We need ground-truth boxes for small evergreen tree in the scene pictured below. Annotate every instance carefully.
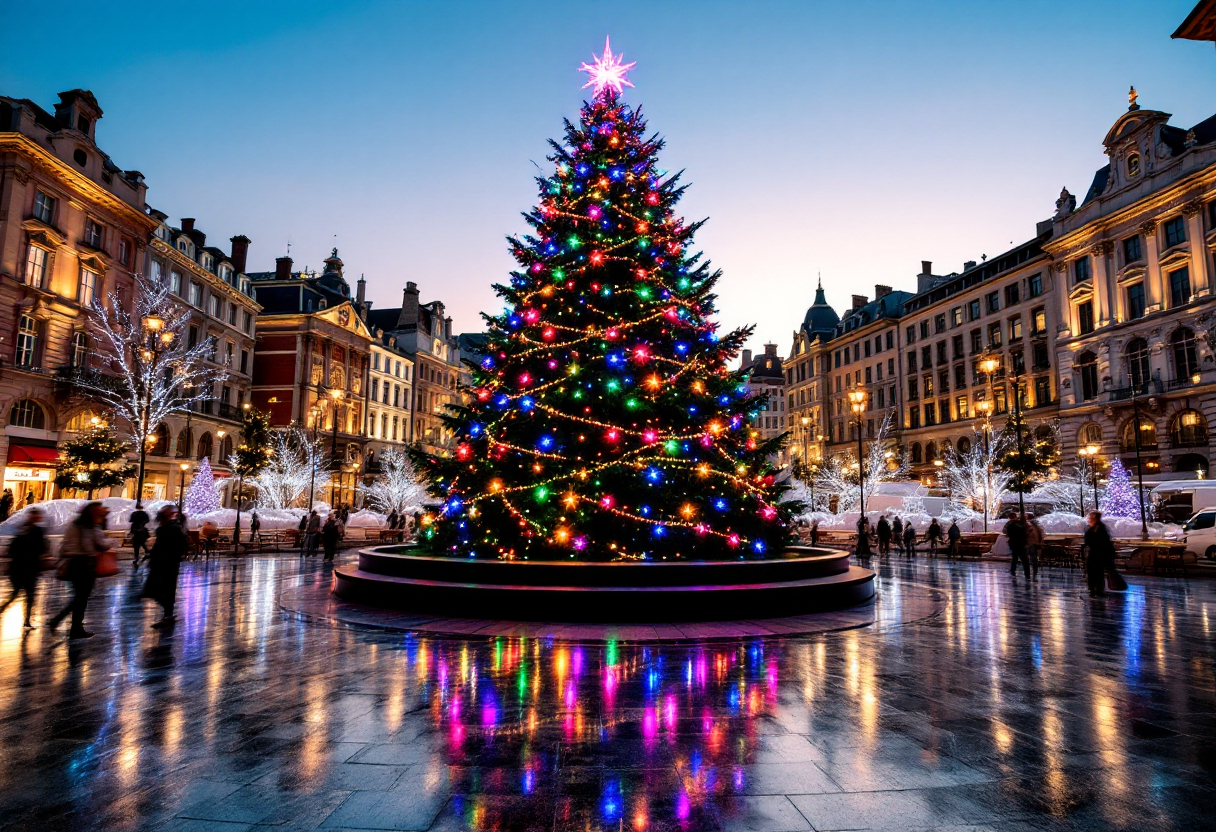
[185,457,221,515]
[996,411,1059,497]
[1101,458,1142,519]
[230,407,273,501]
[54,422,136,498]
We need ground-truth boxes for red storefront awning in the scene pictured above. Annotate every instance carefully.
[6,445,61,465]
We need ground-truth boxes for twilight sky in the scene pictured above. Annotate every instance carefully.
[4,1,1212,353]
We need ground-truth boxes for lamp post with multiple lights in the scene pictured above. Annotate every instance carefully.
[848,388,868,516]
[133,313,172,509]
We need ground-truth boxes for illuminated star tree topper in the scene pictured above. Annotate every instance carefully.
[579,36,636,99]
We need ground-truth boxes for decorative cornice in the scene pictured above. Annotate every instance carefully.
[1094,240,1115,256]
[20,217,66,248]
[1182,199,1204,217]
[1140,219,1159,235]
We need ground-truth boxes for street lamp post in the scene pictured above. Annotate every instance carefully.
[232,402,252,550]
[799,415,810,475]
[307,403,323,514]
[1086,443,1101,511]
[1010,359,1027,519]
[848,388,868,516]
[132,314,168,508]
[177,461,189,511]
[978,355,1001,529]
[1078,445,1092,515]
[329,388,344,509]
[1128,374,1150,539]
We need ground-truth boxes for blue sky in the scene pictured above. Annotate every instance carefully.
[4,1,1212,352]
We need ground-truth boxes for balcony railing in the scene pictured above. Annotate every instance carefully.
[1107,380,1160,401]
[1166,377,1198,391]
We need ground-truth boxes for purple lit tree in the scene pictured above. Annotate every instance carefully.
[185,456,221,515]
[1100,458,1140,519]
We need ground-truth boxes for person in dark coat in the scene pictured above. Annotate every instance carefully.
[48,502,110,638]
[875,516,892,556]
[1005,513,1030,578]
[387,509,399,534]
[322,514,340,562]
[891,516,904,554]
[903,521,917,557]
[306,511,322,556]
[926,519,943,556]
[143,505,187,628]
[947,519,962,558]
[297,513,309,555]
[0,488,14,521]
[1,508,46,627]
[809,519,819,547]
[1084,511,1116,597]
[855,515,872,556]
[249,510,261,543]
[129,507,151,568]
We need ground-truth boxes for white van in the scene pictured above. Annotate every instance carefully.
[1149,481,1216,525]
[1181,508,1216,560]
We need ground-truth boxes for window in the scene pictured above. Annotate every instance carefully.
[864,366,872,384]
[1009,315,1022,342]
[908,377,919,400]
[934,314,946,334]
[885,331,893,350]
[951,307,963,326]
[239,349,248,374]
[1032,341,1049,370]
[1125,338,1150,389]
[1005,283,1020,306]
[373,354,381,371]
[24,245,48,288]
[243,310,253,333]
[909,409,920,430]
[924,402,936,426]
[864,340,871,358]
[84,219,103,249]
[197,432,214,460]
[958,436,971,454]
[1028,273,1043,298]
[994,386,1007,415]
[919,321,929,339]
[986,291,1000,313]
[1078,301,1095,335]
[874,335,882,354]
[923,373,934,398]
[171,270,183,294]
[935,341,947,365]
[1031,307,1046,335]
[956,396,969,419]
[1081,423,1103,446]
[1128,154,1140,177]
[33,191,56,224]
[1122,417,1157,451]
[228,304,237,325]
[905,325,915,345]
[988,322,1002,348]
[952,335,964,359]
[119,239,130,267]
[1170,267,1192,307]
[8,399,45,429]
[1123,235,1142,263]
[876,388,885,407]
[1164,216,1186,248]
[209,294,222,318]
[969,329,983,354]
[1171,410,1209,447]
[1034,377,1051,406]
[15,316,39,367]
[189,282,202,307]
[908,352,917,373]
[77,267,97,305]
[1171,328,1199,380]
[921,346,932,369]
[968,299,981,321]
[887,358,894,376]
[954,364,967,389]
[939,368,950,393]
[1074,257,1091,284]
[1077,351,1099,401]
[71,331,88,367]
[188,326,198,348]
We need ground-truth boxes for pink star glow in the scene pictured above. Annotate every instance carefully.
[579,36,636,98]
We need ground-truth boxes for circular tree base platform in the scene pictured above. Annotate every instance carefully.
[331,545,875,623]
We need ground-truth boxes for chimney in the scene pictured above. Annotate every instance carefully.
[181,218,195,232]
[852,294,867,311]
[274,256,293,280]
[764,343,778,357]
[397,281,420,329]
[920,260,932,275]
[963,260,977,271]
[356,274,366,303]
[229,235,251,274]
[741,349,752,367]
[874,284,892,300]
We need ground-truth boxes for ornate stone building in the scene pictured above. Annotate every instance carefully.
[898,238,1060,481]
[739,344,787,466]
[785,282,839,469]
[365,331,415,472]
[1050,92,1216,480]
[366,281,461,456]
[0,89,157,501]
[249,251,372,508]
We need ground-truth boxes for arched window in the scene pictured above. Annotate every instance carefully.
[1170,409,1209,447]
[329,366,345,390]
[70,331,89,368]
[196,432,214,460]
[1171,328,1199,382]
[1125,338,1150,390]
[1122,416,1157,452]
[911,442,923,464]
[176,428,193,459]
[8,399,45,429]
[925,441,937,461]
[941,439,953,456]
[65,410,101,432]
[957,436,972,455]
[219,434,234,461]
[150,424,170,456]
[1077,351,1099,401]
[1081,423,1103,446]
[1127,153,1140,177]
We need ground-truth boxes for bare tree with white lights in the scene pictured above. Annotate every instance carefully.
[245,426,332,510]
[357,447,429,515]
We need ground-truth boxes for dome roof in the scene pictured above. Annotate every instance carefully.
[801,283,839,336]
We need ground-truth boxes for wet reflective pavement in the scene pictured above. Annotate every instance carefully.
[0,556,1213,831]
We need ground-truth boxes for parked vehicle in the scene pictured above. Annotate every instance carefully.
[1150,481,1216,525]
[1180,508,1216,559]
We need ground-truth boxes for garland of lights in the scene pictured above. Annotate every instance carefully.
[408,40,795,561]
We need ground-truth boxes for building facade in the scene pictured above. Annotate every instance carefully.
[366,281,461,455]
[365,332,415,471]
[785,282,839,471]
[250,251,372,508]
[739,344,787,466]
[898,240,1061,481]
[1050,95,1216,481]
[0,89,158,501]
[136,212,259,503]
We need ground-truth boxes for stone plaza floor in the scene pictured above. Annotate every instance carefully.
[0,554,1213,832]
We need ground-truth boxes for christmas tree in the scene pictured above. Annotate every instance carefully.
[1101,458,1141,519]
[185,456,221,515]
[54,420,136,498]
[412,40,793,561]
